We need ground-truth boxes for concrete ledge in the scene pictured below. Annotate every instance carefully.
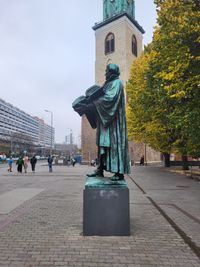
[83,187,130,236]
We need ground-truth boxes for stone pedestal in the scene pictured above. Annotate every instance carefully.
[83,177,130,236]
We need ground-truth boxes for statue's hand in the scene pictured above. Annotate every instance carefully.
[75,103,88,115]
[75,102,94,116]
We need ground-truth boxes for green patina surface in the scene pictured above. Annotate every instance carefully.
[93,64,131,175]
[73,64,130,177]
[85,177,128,189]
[103,0,135,21]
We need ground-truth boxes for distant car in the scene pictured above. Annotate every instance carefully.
[35,155,41,160]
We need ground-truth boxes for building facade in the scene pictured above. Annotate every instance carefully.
[0,98,55,151]
[81,0,161,163]
[65,129,73,145]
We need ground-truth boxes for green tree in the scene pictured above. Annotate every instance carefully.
[127,0,200,169]
[153,0,200,164]
[127,48,176,166]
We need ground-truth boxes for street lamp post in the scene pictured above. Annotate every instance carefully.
[45,109,53,156]
[67,128,72,158]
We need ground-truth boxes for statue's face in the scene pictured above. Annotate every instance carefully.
[105,66,111,80]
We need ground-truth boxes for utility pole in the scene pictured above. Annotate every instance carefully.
[44,110,53,155]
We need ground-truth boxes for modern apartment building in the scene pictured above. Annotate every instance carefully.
[0,98,54,148]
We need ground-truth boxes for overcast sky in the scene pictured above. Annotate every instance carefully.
[0,0,157,143]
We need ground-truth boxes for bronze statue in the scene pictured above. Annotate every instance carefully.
[73,64,130,180]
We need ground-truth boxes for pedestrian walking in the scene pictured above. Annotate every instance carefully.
[30,155,37,172]
[140,155,144,166]
[23,155,29,173]
[90,159,95,167]
[71,157,76,167]
[47,155,53,172]
[16,156,24,173]
[67,156,70,167]
[7,156,13,172]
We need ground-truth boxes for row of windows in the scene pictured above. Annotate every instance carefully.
[105,32,137,57]
[0,100,55,147]
[0,107,38,127]
[0,121,38,138]
[0,103,38,126]
[0,114,39,134]
[0,122,53,145]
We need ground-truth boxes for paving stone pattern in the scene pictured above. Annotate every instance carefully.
[0,163,199,267]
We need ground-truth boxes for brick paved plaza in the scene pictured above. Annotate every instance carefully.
[0,162,200,267]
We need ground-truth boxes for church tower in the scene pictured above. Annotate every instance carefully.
[81,0,145,163]
[94,0,144,85]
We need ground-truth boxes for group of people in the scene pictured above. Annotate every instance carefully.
[10,155,38,173]
[7,155,54,173]
[64,156,76,167]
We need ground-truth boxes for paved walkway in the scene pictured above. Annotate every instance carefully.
[0,163,200,267]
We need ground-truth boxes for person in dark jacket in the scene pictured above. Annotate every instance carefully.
[16,156,24,173]
[47,155,53,172]
[30,155,37,172]
[140,155,145,166]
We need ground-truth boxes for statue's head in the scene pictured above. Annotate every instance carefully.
[105,64,120,80]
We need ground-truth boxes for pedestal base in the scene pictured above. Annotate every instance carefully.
[83,178,130,236]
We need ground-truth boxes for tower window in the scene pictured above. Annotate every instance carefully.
[132,35,137,57]
[105,33,115,54]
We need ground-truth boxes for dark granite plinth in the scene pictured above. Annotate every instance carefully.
[83,178,130,236]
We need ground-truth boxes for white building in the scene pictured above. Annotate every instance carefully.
[0,98,54,148]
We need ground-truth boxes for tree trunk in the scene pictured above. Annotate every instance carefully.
[163,153,170,167]
[182,155,189,170]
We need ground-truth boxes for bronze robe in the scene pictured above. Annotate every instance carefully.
[94,78,130,175]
